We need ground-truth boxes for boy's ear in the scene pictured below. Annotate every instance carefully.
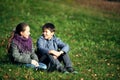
[52,32,54,35]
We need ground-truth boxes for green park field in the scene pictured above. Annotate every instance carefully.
[0,0,120,80]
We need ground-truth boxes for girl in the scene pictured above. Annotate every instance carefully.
[8,22,47,70]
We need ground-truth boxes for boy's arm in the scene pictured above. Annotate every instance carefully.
[49,50,63,57]
[37,38,49,54]
[56,38,70,54]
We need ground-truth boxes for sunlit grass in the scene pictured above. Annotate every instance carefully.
[0,0,120,80]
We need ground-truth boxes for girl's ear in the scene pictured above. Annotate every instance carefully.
[20,31,23,36]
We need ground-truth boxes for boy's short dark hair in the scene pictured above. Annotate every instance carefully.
[42,23,55,32]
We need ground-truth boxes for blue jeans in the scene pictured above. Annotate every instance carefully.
[25,62,47,70]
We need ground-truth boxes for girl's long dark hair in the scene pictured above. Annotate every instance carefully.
[7,22,28,53]
[7,30,15,53]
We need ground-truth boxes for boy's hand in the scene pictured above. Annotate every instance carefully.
[49,50,63,57]
[53,55,57,59]
[59,51,64,54]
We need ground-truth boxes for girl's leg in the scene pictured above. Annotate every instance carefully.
[25,63,35,68]
[25,63,47,70]
[38,62,47,70]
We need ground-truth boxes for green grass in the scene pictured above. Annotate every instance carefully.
[0,0,120,80]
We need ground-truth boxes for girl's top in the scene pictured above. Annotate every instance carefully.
[9,34,38,63]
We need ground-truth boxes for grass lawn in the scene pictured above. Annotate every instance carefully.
[0,0,120,80]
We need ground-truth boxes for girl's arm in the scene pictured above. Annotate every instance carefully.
[11,42,32,63]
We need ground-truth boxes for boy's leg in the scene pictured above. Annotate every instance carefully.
[40,53,67,72]
[46,54,66,72]
[59,53,78,73]
[58,53,72,68]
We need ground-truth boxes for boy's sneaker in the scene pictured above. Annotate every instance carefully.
[66,67,78,74]
[58,67,69,74]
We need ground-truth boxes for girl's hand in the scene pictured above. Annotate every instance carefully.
[31,60,39,67]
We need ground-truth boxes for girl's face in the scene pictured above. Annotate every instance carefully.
[43,29,54,40]
[20,26,30,39]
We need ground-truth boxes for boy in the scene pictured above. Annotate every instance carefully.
[37,23,77,73]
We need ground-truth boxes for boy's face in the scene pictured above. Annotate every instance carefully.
[43,28,54,40]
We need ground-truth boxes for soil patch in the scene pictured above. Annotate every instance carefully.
[75,0,120,14]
